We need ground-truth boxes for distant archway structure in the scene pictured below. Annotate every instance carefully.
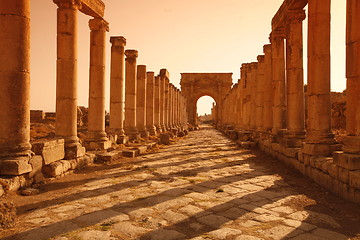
[180,73,233,126]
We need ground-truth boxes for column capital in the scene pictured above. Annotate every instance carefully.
[263,44,272,53]
[110,36,126,46]
[89,18,109,32]
[53,0,82,9]
[270,29,285,43]
[160,68,170,79]
[125,49,138,59]
[250,62,258,69]
[286,9,306,24]
[257,55,265,63]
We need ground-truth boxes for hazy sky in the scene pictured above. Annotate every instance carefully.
[30,0,346,115]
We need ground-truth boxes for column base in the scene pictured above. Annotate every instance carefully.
[155,125,163,134]
[302,143,342,156]
[0,156,32,175]
[139,130,150,139]
[146,126,157,136]
[65,144,85,160]
[281,131,305,148]
[117,135,129,144]
[271,129,286,143]
[85,140,112,151]
[343,136,360,154]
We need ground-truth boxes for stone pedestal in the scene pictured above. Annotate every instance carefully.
[0,0,33,175]
[86,18,111,150]
[270,29,287,140]
[146,72,157,136]
[283,10,306,148]
[109,36,127,144]
[124,50,140,140]
[304,0,334,156]
[136,65,149,138]
[154,76,162,133]
[54,0,84,159]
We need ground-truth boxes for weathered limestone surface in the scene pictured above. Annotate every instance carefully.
[124,50,140,140]
[86,18,111,150]
[109,36,127,143]
[136,65,149,138]
[54,0,85,158]
[146,72,157,136]
[154,76,162,133]
[32,139,65,164]
[0,0,32,175]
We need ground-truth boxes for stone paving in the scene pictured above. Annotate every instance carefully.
[1,127,360,240]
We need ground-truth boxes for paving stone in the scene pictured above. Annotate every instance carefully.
[179,205,207,216]
[146,229,187,240]
[162,209,188,224]
[260,225,303,239]
[234,235,264,240]
[76,230,114,240]
[197,214,232,228]
[207,227,242,239]
[216,207,248,220]
[290,233,328,240]
[112,221,149,237]
[311,228,348,240]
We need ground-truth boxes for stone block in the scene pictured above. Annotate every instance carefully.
[32,138,65,164]
[272,143,281,152]
[33,172,45,183]
[284,148,300,158]
[0,157,32,175]
[0,201,16,229]
[30,110,45,122]
[338,167,350,184]
[136,146,147,154]
[314,157,332,170]
[42,161,63,177]
[333,151,360,170]
[122,149,139,158]
[96,151,122,163]
[117,135,129,144]
[349,171,360,190]
[107,134,117,144]
[60,160,71,173]
[328,164,339,178]
[320,159,333,174]
[65,145,85,160]
[302,143,332,156]
[86,140,112,151]
[303,154,311,166]
[178,131,185,137]
[160,133,171,145]
[28,155,43,178]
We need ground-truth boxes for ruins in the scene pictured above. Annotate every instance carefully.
[0,0,360,236]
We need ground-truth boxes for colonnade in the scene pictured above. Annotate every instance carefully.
[218,0,360,203]
[0,0,188,176]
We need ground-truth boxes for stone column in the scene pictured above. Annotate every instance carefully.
[169,84,174,130]
[175,89,180,128]
[263,44,273,133]
[146,72,157,136]
[343,0,360,154]
[249,62,258,130]
[109,36,127,143]
[124,50,140,140]
[256,56,265,132]
[304,0,335,156]
[154,76,162,133]
[270,29,286,140]
[54,0,85,159]
[160,69,169,131]
[0,0,32,175]
[284,10,306,148]
[86,18,111,150]
[136,65,149,138]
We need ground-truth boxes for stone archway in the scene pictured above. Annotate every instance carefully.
[180,73,233,126]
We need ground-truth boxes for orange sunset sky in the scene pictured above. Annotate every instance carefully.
[30,0,346,115]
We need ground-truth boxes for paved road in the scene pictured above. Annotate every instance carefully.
[1,127,360,240]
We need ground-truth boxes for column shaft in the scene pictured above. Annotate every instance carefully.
[0,0,32,175]
[136,65,149,138]
[124,50,140,140]
[270,30,287,136]
[256,56,265,132]
[154,76,162,133]
[109,36,126,140]
[54,0,84,158]
[263,44,273,132]
[146,72,157,135]
[344,0,360,153]
[87,18,110,149]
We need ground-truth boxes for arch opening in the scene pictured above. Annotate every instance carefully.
[196,95,216,125]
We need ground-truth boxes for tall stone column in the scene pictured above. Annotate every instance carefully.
[263,44,273,133]
[284,10,306,148]
[160,69,170,130]
[175,89,180,128]
[0,0,32,175]
[54,0,85,159]
[136,65,149,138]
[256,56,265,132]
[249,62,258,130]
[109,36,127,143]
[146,72,157,136]
[154,76,162,133]
[270,29,287,140]
[169,84,175,130]
[343,0,360,154]
[304,0,335,156]
[86,18,111,150]
[124,50,140,140]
